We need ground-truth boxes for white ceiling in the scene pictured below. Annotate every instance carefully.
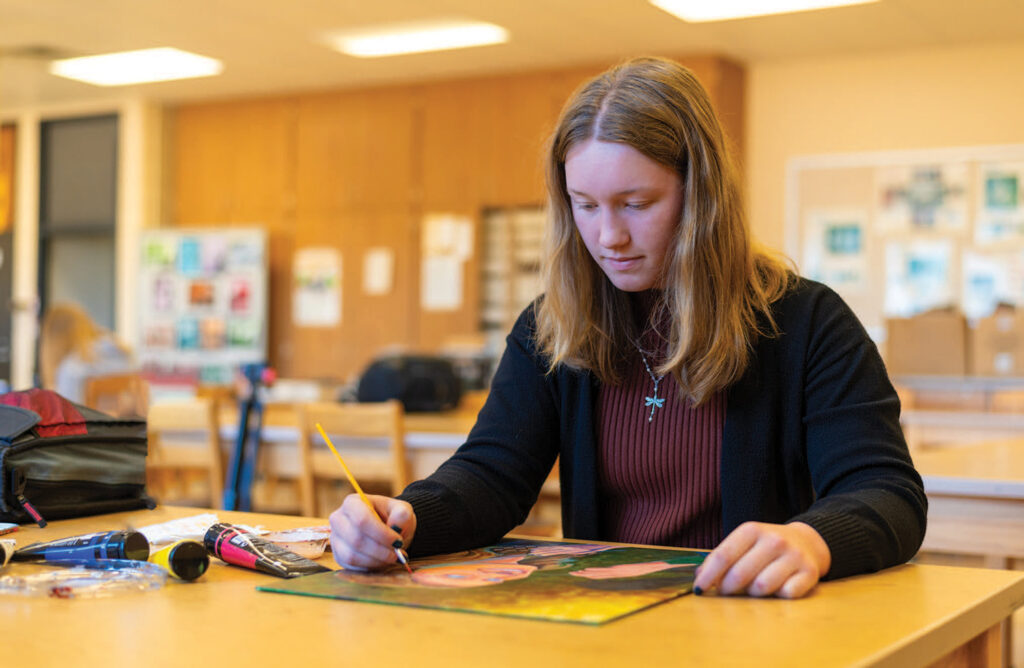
[2,0,1024,110]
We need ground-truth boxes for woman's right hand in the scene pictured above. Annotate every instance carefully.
[329,494,417,571]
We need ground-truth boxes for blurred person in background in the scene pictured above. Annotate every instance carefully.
[39,302,136,403]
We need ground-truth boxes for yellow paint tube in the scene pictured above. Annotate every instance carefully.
[149,539,209,581]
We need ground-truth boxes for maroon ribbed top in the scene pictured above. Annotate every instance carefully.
[596,351,725,549]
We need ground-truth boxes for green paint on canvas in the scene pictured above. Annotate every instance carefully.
[257,538,708,624]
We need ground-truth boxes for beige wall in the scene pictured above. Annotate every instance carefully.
[746,40,1024,258]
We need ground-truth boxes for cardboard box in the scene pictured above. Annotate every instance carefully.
[885,308,968,376]
[969,304,1024,376]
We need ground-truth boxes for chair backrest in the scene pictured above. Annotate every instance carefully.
[83,373,149,418]
[146,397,223,508]
[296,400,408,517]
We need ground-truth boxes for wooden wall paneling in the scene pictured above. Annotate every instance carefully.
[171,97,296,225]
[281,213,342,380]
[288,85,420,380]
[170,97,298,377]
[418,80,487,209]
[0,124,14,231]
[266,227,296,376]
[479,72,558,207]
[287,209,416,381]
[295,86,418,217]
[342,208,417,377]
[415,80,486,351]
[683,56,746,168]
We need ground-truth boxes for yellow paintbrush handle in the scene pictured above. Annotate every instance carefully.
[315,422,373,510]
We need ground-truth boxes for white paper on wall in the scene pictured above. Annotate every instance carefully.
[293,247,341,327]
[421,212,472,311]
[423,213,473,260]
[363,247,394,295]
[421,255,462,311]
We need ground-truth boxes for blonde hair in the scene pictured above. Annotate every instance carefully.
[39,303,120,390]
[536,57,793,404]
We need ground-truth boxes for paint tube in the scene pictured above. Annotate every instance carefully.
[0,539,15,569]
[11,530,150,564]
[149,539,210,581]
[204,523,330,579]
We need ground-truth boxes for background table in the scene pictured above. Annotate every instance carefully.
[3,506,1024,667]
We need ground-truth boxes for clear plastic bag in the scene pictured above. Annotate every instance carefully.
[0,559,167,598]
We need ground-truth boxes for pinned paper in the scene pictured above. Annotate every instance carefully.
[422,255,463,311]
[802,209,869,295]
[293,247,342,327]
[363,247,394,295]
[421,213,472,311]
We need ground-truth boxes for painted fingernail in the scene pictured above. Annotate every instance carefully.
[390,525,402,534]
[693,586,704,596]
[392,539,404,549]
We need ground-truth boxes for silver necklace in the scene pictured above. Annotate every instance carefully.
[636,346,666,422]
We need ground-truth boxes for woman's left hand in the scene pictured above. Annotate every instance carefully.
[692,521,831,599]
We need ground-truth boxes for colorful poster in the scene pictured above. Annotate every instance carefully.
[178,237,202,275]
[884,240,955,317]
[176,317,199,350]
[143,238,176,267]
[258,539,707,625]
[975,162,1024,244]
[293,247,342,327]
[802,209,869,294]
[137,228,267,390]
[876,164,968,233]
[962,249,1024,319]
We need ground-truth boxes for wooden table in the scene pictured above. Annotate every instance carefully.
[3,506,1024,667]
[915,438,1024,566]
[914,438,1024,666]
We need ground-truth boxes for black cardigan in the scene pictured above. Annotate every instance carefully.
[399,279,927,580]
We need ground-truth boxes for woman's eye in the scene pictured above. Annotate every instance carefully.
[574,202,597,211]
[625,201,650,210]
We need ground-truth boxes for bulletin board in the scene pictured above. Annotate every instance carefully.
[786,144,1024,339]
[137,227,268,385]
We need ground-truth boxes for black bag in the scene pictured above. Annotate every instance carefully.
[0,389,152,527]
[356,355,462,412]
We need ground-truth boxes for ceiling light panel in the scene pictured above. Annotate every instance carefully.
[50,47,223,86]
[325,21,509,58]
[650,0,880,23]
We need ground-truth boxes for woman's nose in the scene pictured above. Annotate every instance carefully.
[598,211,629,248]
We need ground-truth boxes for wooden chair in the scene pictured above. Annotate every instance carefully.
[146,397,224,508]
[83,373,149,418]
[296,400,409,518]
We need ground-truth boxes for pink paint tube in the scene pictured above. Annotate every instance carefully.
[204,523,330,579]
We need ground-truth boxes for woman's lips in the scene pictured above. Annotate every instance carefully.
[604,256,642,270]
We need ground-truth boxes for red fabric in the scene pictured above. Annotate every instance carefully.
[0,389,88,437]
[597,351,725,550]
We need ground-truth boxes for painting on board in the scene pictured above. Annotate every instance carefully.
[257,538,707,625]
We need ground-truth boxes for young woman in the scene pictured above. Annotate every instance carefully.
[38,302,136,404]
[329,56,926,599]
